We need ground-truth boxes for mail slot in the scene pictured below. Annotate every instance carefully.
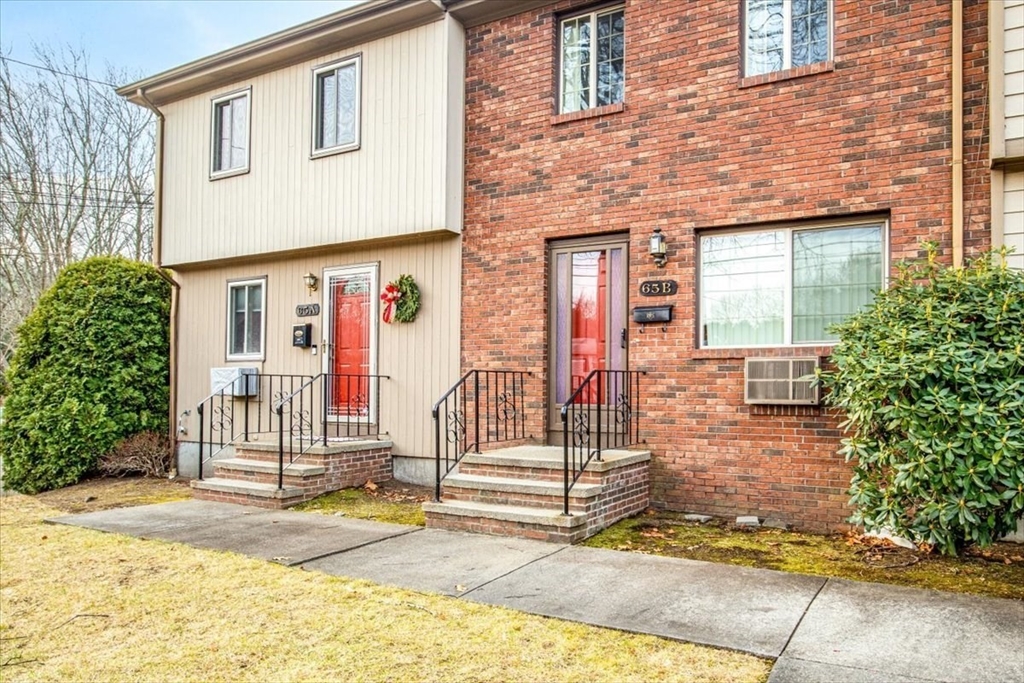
[633,305,673,324]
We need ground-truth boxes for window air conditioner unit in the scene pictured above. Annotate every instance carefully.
[744,358,820,406]
[210,367,259,398]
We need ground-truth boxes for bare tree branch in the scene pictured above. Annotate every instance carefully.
[0,44,154,375]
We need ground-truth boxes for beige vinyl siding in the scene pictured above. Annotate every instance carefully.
[1004,169,1024,270]
[1007,0,1024,153]
[161,18,462,267]
[175,235,461,460]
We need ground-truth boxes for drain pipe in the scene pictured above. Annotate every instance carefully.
[136,88,181,470]
[952,0,964,267]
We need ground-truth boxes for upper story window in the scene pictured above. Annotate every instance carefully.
[699,221,885,347]
[210,89,250,177]
[559,6,625,114]
[227,278,265,360]
[744,0,830,77]
[312,55,361,157]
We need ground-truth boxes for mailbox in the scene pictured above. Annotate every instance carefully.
[633,305,673,324]
[292,323,312,348]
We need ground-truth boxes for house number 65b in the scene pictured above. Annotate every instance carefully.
[639,280,678,296]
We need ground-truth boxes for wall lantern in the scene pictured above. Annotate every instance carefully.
[649,228,668,268]
[303,272,319,294]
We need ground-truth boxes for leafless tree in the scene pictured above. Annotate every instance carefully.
[0,45,154,376]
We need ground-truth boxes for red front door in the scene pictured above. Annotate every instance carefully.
[325,267,376,419]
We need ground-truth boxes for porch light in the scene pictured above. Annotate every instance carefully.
[303,272,319,293]
[649,228,668,267]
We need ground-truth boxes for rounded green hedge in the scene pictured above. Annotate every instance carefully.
[0,257,171,493]
[819,246,1024,555]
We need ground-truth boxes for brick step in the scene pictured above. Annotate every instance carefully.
[211,458,328,488]
[441,473,601,513]
[190,477,313,509]
[423,500,587,544]
[234,439,393,463]
[428,445,652,543]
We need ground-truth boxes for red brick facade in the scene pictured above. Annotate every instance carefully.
[461,0,992,531]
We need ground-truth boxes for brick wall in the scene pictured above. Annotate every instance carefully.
[462,0,991,531]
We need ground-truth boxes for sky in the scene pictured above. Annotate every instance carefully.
[0,0,364,84]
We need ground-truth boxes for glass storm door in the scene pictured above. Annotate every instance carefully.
[548,238,629,443]
[323,265,377,422]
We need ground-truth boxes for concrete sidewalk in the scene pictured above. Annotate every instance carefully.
[52,501,1024,683]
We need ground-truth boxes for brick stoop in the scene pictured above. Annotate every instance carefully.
[424,445,650,543]
[190,439,393,509]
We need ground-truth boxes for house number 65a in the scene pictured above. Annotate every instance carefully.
[639,280,678,296]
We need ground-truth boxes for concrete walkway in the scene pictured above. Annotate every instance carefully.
[51,501,1024,683]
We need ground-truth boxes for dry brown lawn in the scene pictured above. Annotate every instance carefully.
[0,494,769,683]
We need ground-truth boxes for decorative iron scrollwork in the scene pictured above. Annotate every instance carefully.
[615,392,632,426]
[446,409,466,445]
[572,411,590,448]
[271,390,289,412]
[348,393,369,417]
[211,405,233,433]
[496,391,517,422]
[291,410,312,437]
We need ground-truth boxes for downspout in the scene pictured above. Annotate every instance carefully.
[136,88,182,473]
[952,0,964,267]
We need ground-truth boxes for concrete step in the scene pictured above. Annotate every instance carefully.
[213,458,326,478]
[190,477,311,509]
[460,446,650,481]
[423,499,588,543]
[441,473,601,513]
[443,473,603,498]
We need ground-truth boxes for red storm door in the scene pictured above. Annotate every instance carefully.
[325,267,375,420]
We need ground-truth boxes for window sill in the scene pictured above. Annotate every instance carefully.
[311,143,360,160]
[739,61,835,89]
[689,345,835,360]
[225,355,264,363]
[551,102,625,126]
[209,167,250,182]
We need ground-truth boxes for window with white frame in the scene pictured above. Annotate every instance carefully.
[745,0,830,77]
[559,6,625,114]
[227,278,265,359]
[211,89,250,176]
[700,222,885,347]
[312,55,361,155]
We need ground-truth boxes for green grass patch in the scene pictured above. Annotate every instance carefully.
[294,482,427,526]
[584,511,1024,600]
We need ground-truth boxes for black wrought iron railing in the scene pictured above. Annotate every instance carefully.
[432,369,530,500]
[560,369,645,514]
[273,372,390,488]
[196,373,313,480]
[196,372,388,483]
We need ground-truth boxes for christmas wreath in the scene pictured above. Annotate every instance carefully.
[381,274,421,324]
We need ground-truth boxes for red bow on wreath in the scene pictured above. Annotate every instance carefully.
[381,282,402,324]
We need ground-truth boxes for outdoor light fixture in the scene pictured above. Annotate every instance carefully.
[649,228,668,267]
[303,272,319,293]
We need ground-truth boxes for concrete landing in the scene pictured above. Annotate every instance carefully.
[51,501,416,566]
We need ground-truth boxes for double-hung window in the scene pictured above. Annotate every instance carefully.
[227,278,265,360]
[700,222,885,347]
[744,0,831,77]
[559,6,625,114]
[210,89,250,177]
[312,55,361,156]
